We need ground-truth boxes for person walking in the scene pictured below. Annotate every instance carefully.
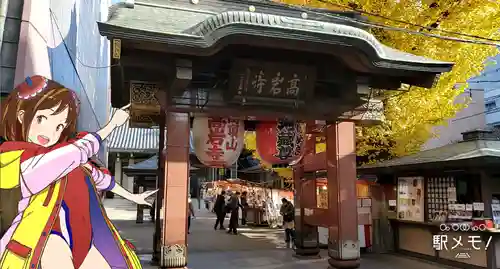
[213,190,227,230]
[280,198,295,244]
[240,191,249,226]
[227,191,241,235]
[204,196,210,211]
[188,195,195,234]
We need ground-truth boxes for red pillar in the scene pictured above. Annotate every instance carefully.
[160,112,191,268]
[153,108,166,262]
[294,133,320,256]
[326,122,360,269]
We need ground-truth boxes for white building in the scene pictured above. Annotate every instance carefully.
[422,54,500,150]
[422,88,486,150]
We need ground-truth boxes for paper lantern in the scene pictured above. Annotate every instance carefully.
[255,120,306,165]
[192,117,244,168]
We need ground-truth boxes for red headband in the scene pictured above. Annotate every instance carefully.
[16,75,80,113]
[17,75,49,100]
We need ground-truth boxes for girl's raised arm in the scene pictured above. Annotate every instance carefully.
[84,162,116,192]
[20,132,102,194]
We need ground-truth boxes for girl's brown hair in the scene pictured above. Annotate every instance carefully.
[0,79,79,142]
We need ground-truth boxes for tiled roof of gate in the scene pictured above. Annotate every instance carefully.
[107,108,194,153]
[125,154,199,171]
[107,121,161,153]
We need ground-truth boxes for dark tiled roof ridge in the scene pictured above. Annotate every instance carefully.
[359,139,500,169]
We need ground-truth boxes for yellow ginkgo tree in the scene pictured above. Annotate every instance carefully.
[277,0,500,162]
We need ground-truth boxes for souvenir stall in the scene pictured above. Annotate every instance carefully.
[316,178,374,249]
[357,130,500,269]
[212,179,293,227]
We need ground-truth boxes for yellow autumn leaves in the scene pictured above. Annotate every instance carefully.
[243,0,500,165]
[281,0,500,161]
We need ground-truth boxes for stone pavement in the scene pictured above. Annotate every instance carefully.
[104,197,457,269]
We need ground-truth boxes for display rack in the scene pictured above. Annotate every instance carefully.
[426,177,454,220]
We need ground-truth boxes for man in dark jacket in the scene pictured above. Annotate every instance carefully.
[227,192,241,235]
[240,191,249,225]
[213,190,226,230]
[280,198,295,243]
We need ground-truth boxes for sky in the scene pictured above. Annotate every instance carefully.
[469,54,500,89]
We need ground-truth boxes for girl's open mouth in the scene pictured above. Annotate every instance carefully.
[37,135,50,145]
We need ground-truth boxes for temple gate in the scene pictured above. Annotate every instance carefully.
[98,0,454,268]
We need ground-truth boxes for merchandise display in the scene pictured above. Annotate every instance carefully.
[397,177,424,222]
[427,177,454,220]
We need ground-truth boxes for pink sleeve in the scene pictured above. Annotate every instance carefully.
[20,133,102,194]
[89,165,116,191]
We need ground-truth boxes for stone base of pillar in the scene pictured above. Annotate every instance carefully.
[327,258,361,269]
[160,244,187,268]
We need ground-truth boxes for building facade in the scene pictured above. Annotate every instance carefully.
[422,56,500,150]
[481,59,500,127]
[422,88,486,150]
[0,0,111,162]
[484,87,500,126]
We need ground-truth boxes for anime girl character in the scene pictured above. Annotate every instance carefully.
[0,75,157,269]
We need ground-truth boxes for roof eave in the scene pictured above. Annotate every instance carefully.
[357,155,500,174]
[98,21,453,76]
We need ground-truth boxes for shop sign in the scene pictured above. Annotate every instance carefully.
[227,59,316,105]
[192,117,244,168]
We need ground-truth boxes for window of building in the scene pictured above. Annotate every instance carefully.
[486,101,496,111]
[455,174,482,205]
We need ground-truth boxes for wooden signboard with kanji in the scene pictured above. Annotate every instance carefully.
[227,59,316,107]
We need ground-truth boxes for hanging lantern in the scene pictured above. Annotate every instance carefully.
[255,120,306,165]
[192,117,244,168]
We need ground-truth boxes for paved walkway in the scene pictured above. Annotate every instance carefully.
[104,197,457,269]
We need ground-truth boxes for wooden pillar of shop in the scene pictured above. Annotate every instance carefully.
[294,133,320,256]
[326,122,360,269]
[152,108,166,263]
[160,112,191,268]
[480,171,497,269]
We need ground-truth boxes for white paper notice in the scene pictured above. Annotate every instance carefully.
[473,202,485,211]
[447,187,457,202]
[362,198,372,207]
[389,200,397,207]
